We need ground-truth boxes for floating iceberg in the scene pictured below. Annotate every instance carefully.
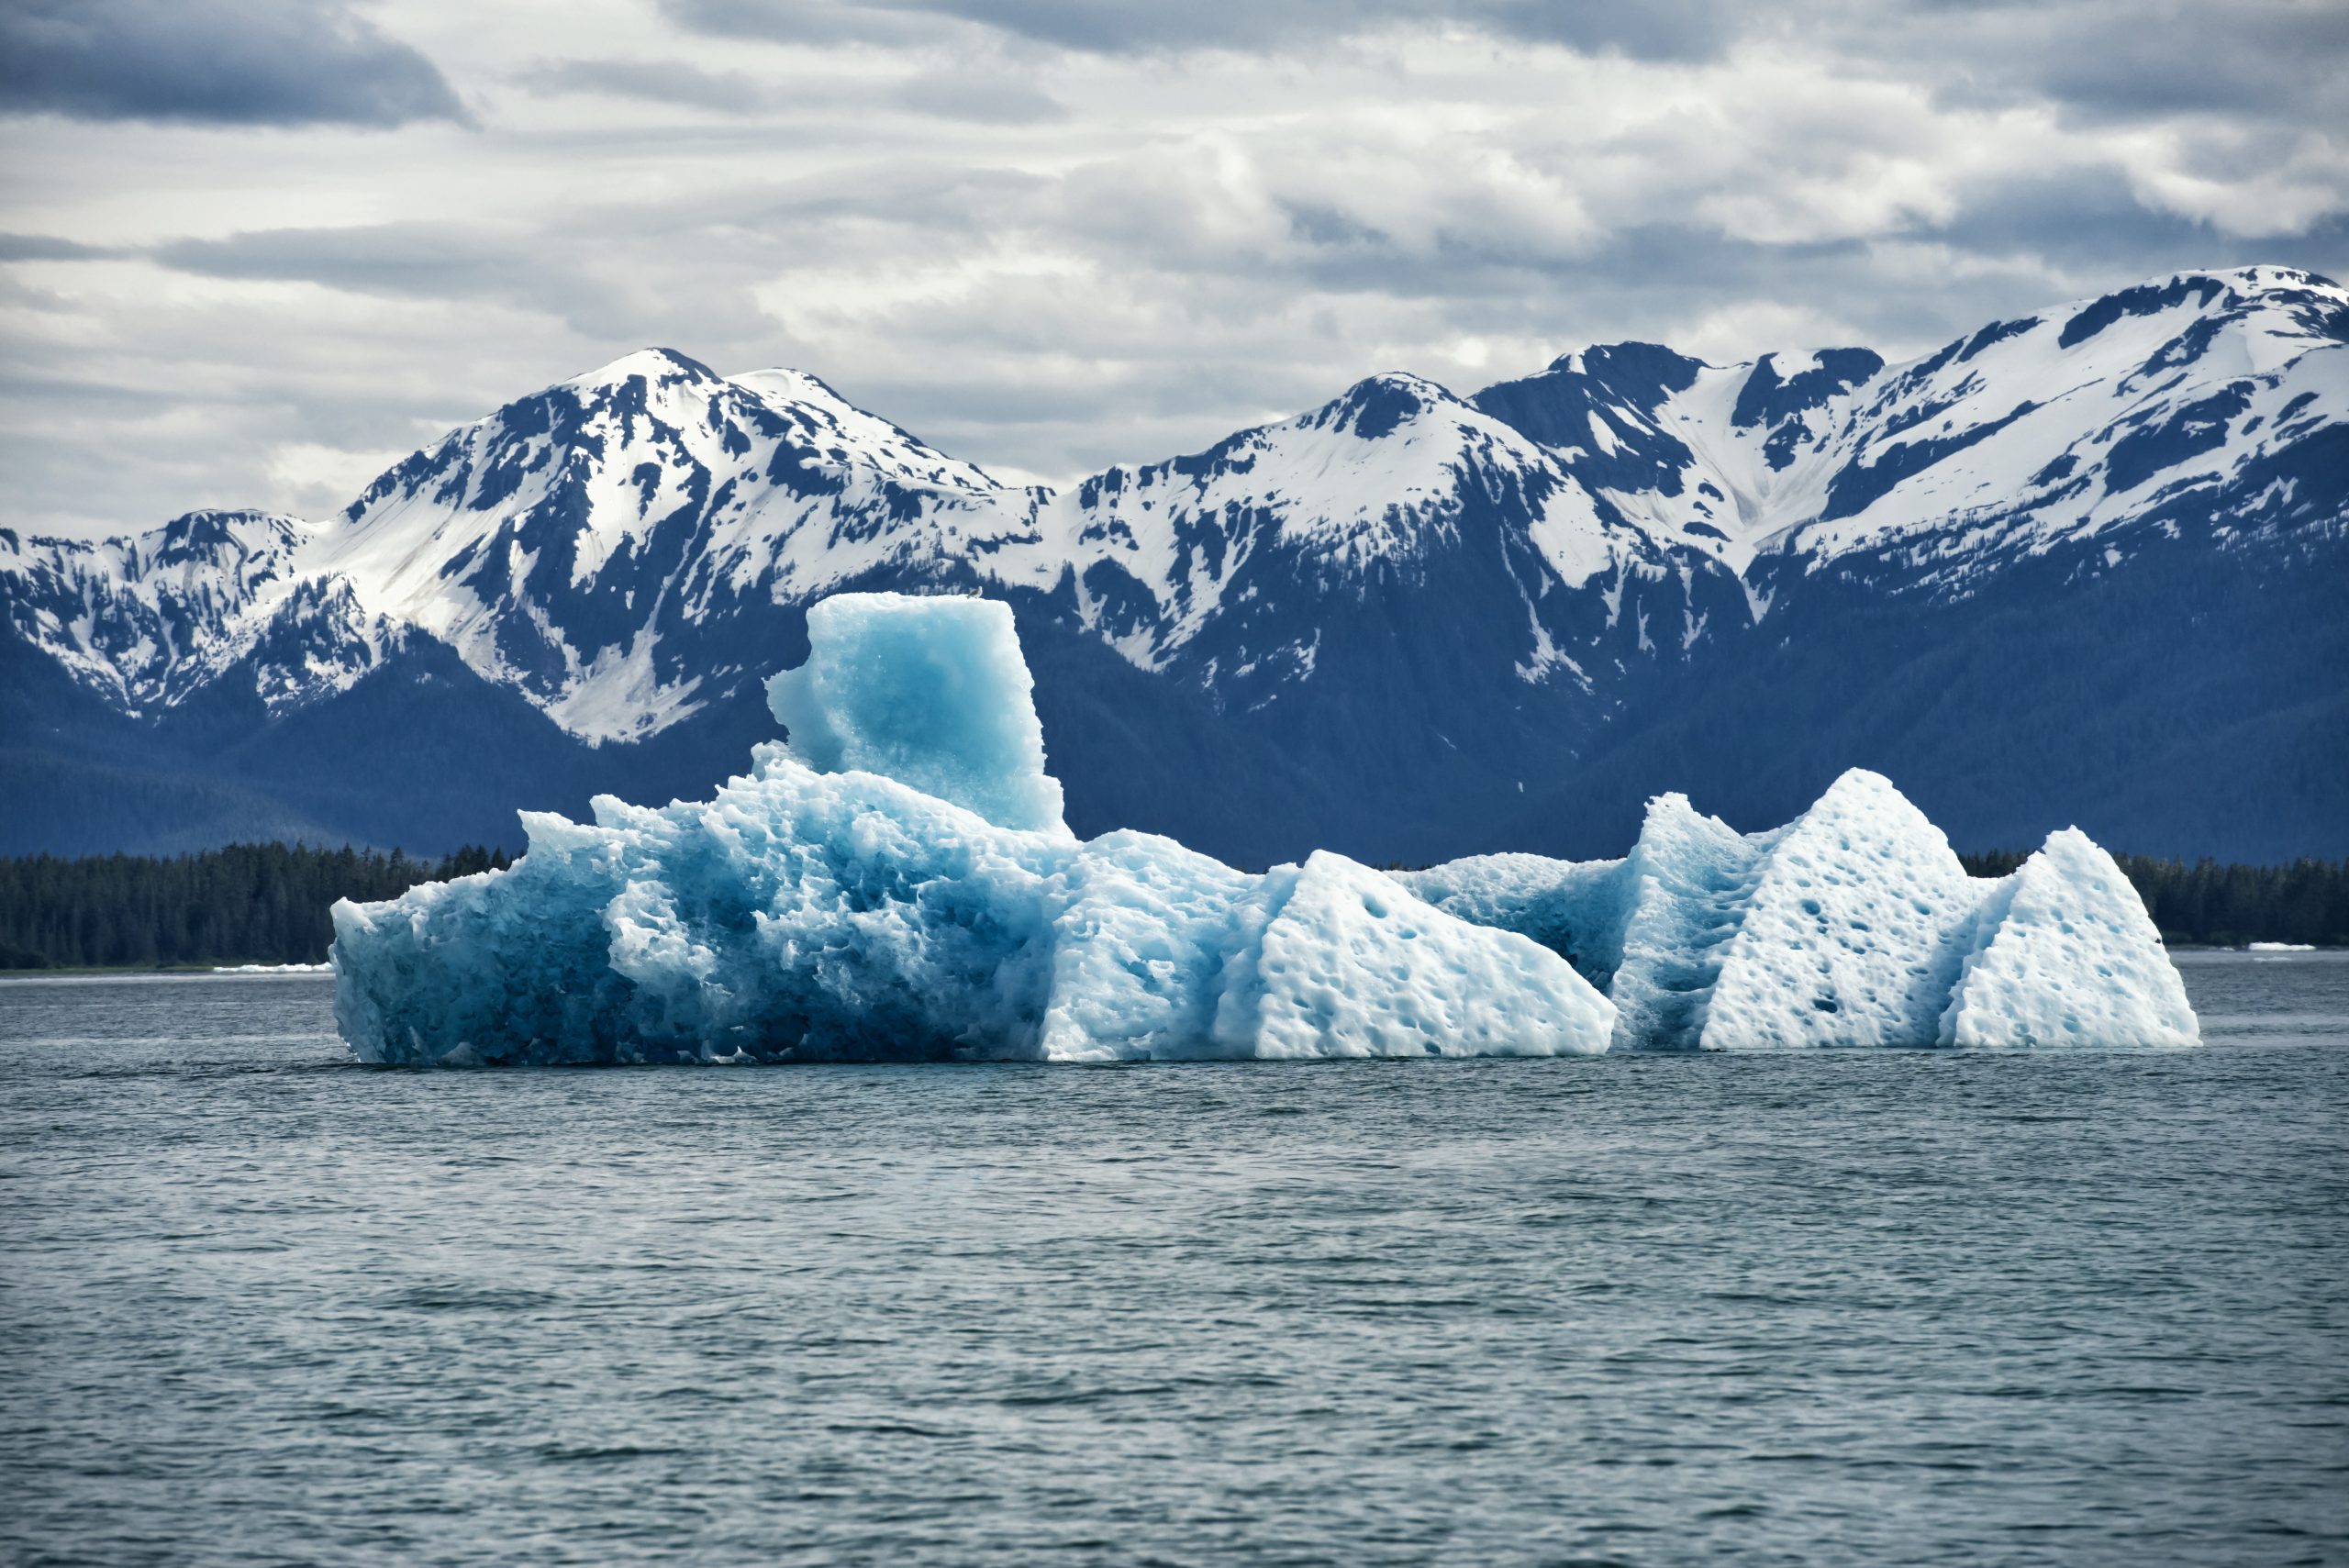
[331,594,1612,1064]
[1405,783,2198,1052]
[1936,829,2199,1049]
[331,591,2197,1064]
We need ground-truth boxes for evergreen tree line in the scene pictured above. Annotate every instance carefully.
[0,843,511,970]
[1956,851,2349,948]
[0,841,2341,971]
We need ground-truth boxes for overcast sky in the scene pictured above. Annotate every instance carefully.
[3,0,2344,536]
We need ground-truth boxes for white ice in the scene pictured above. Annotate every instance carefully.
[331,592,2196,1064]
[1216,853,1613,1060]
[1401,851,1628,985]
[1937,828,2199,1049]
[1037,829,1253,1062]
[1697,772,1979,1051]
[1420,775,2194,1052]
[1607,795,1772,1051]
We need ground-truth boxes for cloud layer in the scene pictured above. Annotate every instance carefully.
[0,0,466,128]
[0,0,2343,535]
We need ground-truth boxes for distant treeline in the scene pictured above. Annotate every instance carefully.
[0,841,2341,972]
[1957,851,2349,949]
[0,843,510,971]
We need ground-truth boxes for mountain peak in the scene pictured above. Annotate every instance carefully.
[2043,266,2349,355]
[1538,342,1711,410]
[563,346,722,392]
[2155,263,2338,295]
[1312,372,1464,440]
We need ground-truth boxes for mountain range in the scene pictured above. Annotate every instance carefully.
[5,264,2343,865]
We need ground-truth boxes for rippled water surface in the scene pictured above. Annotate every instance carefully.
[3,952,2346,1566]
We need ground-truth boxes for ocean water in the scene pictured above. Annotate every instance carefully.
[2,951,2343,1567]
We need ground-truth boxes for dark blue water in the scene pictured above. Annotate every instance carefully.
[3,951,2345,1566]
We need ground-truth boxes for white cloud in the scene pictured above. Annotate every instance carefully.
[264,441,404,518]
[0,0,2343,535]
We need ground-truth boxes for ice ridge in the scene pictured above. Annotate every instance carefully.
[1405,779,2197,1051]
[332,592,2196,1064]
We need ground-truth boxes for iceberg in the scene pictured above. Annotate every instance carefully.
[1405,779,2197,1051]
[1936,829,2198,1049]
[331,593,1613,1064]
[331,590,2198,1064]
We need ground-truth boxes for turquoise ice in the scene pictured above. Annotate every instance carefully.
[331,594,1614,1064]
[765,593,1068,835]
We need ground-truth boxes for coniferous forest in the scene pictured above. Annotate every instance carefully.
[0,841,2340,972]
[0,844,510,970]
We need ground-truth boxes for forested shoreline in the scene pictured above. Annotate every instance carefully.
[0,842,2341,972]
[0,844,510,970]
[1954,851,2349,950]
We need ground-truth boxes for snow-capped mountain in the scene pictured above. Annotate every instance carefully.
[313,348,1026,742]
[1475,264,2349,595]
[0,509,407,717]
[1016,372,1723,703]
[4,266,2343,863]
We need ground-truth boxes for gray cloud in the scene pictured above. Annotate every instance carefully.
[1913,0,2349,126]
[517,59,774,114]
[0,233,126,262]
[0,0,467,128]
[150,224,630,332]
[893,71,1064,124]
[657,0,950,48]
[662,0,1746,57]
[659,0,2349,129]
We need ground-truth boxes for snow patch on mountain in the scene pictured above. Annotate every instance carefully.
[1775,266,2349,584]
[726,368,1003,493]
